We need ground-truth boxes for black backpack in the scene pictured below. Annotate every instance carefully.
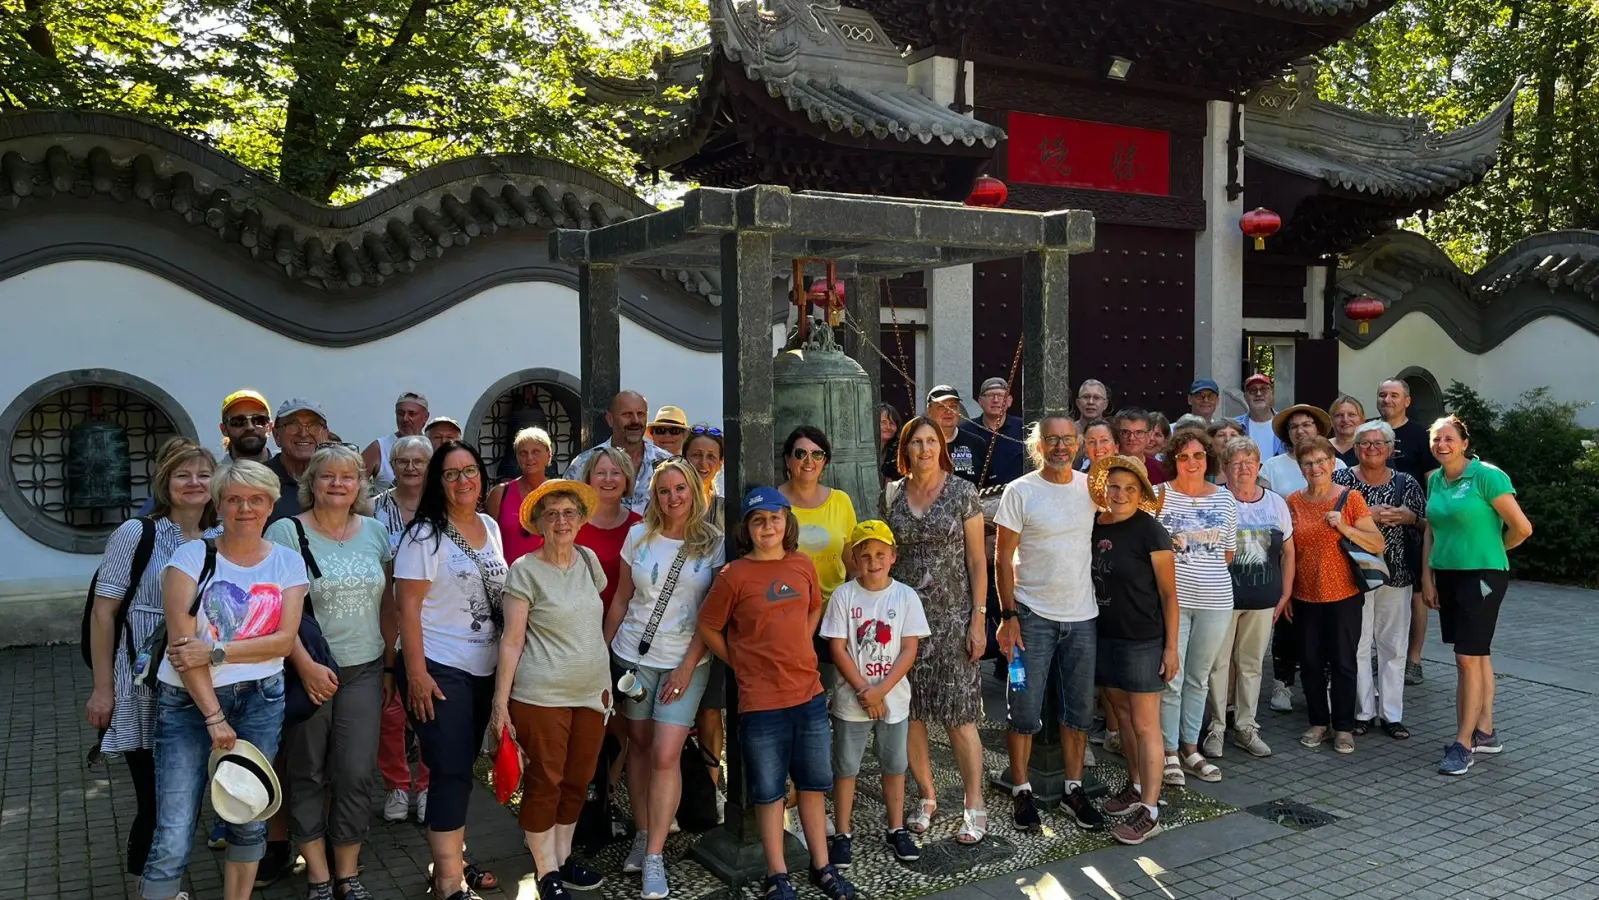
[80,517,157,669]
[674,732,721,833]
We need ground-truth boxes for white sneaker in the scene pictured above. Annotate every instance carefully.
[416,789,428,824]
[383,789,410,823]
[1201,726,1225,759]
[1234,726,1272,758]
[1270,680,1293,713]
[623,830,649,874]
[1083,743,1097,768]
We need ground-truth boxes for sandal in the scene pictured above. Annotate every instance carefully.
[1333,732,1355,755]
[1162,753,1185,786]
[1299,726,1328,748]
[812,864,857,900]
[1382,720,1411,740]
[334,877,374,900]
[908,797,936,835]
[1351,720,1371,736]
[463,864,498,892]
[956,808,987,845]
[764,873,798,900]
[1181,752,1222,783]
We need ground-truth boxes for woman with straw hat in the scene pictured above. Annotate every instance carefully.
[491,478,614,900]
[1085,455,1175,847]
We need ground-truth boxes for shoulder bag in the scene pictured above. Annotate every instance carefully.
[1333,489,1390,593]
[284,518,340,729]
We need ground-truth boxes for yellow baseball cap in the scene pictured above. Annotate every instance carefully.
[846,520,896,551]
[221,389,270,417]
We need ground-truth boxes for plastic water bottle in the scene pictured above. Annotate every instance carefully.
[1008,647,1028,692]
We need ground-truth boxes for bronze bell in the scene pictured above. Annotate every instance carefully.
[67,389,133,509]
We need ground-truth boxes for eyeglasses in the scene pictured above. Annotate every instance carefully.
[442,465,481,483]
[651,426,687,437]
[789,448,828,463]
[318,441,360,452]
[1297,457,1332,470]
[1356,440,1391,450]
[1041,435,1078,447]
[222,494,272,510]
[226,414,270,429]
[1078,393,1107,402]
[394,458,428,470]
[540,508,582,523]
[279,419,326,434]
[1121,428,1150,439]
[691,425,723,437]
[1174,451,1208,463]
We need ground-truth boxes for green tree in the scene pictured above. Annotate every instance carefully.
[1317,0,1599,268]
[2,0,707,203]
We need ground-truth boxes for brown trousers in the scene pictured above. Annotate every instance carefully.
[508,701,607,833]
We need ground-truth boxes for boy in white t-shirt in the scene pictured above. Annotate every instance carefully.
[819,521,931,867]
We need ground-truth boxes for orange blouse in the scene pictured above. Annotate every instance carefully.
[1285,487,1369,602]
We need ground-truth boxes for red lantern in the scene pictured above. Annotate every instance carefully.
[965,175,1008,208]
[1240,207,1281,250]
[1344,295,1385,334]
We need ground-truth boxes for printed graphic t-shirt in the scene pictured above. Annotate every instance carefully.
[611,526,727,669]
[1157,488,1238,610]
[946,428,991,486]
[265,516,392,667]
[1229,489,1293,611]
[394,515,508,676]
[819,578,931,723]
[160,540,310,688]
[791,488,858,602]
[698,552,824,714]
[1090,511,1174,642]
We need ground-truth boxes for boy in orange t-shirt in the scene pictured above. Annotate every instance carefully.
[699,486,856,900]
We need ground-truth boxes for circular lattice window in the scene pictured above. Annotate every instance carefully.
[0,371,196,554]
[468,372,582,484]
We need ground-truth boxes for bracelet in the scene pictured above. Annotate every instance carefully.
[203,711,226,726]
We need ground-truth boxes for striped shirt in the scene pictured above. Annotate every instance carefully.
[1157,488,1238,611]
[95,518,188,754]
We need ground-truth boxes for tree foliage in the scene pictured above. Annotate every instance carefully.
[2,0,708,203]
[1317,0,1599,269]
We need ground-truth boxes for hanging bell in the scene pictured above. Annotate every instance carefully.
[67,389,133,509]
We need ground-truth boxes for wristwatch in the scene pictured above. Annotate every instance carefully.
[998,609,1018,621]
[210,642,227,667]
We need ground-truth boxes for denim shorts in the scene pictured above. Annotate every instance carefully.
[1096,636,1166,694]
[740,692,831,804]
[141,674,285,900]
[831,716,909,778]
[619,661,711,728]
[1006,604,1096,734]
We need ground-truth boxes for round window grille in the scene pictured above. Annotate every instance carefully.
[1,370,195,553]
[474,381,581,483]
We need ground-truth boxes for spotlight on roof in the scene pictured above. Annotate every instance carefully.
[1106,56,1133,81]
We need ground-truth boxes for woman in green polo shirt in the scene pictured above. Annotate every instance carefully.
[1420,416,1533,777]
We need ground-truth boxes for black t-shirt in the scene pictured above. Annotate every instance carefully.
[960,416,1026,489]
[265,454,304,525]
[1388,418,1439,486]
[946,427,991,486]
[1090,511,1174,641]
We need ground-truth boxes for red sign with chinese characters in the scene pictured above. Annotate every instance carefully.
[1006,112,1170,196]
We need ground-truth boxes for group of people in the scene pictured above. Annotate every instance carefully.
[83,372,1532,900]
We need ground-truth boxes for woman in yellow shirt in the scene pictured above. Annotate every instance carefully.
[779,426,859,687]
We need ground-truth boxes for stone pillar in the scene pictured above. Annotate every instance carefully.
[690,228,805,885]
[910,55,976,404]
[1305,263,1329,339]
[1194,99,1246,400]
[842,275,883,403]
[577,263,620,447]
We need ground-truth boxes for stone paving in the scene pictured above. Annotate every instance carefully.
[2,581,1596,900]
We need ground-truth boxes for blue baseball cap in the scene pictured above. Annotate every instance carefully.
[742,485,791,515]
[1188,379,1220,395]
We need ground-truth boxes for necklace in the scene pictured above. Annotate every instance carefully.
[311,512,357,545]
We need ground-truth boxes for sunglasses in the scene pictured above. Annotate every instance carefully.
[651,426,687,437]
[691,425,723,437]
[789,448,828,463]
[318,441,360,452]
[226,414,271,428]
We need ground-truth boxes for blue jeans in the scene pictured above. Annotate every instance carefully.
[1006,605,1096,734]
[1159,608,1232,750]
[141,674,286,900]
[740,692,832,804]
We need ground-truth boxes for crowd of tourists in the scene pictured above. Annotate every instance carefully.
[83,374,1531,900]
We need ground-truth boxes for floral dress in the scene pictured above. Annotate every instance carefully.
[883,474,984,728]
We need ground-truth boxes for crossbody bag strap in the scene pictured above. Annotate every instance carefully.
[444,523,504,618]
[288,517,323,617]
[188,539,219,618]
[635,547,690,661]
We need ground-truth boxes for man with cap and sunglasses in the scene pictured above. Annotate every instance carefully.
[1234,375,1287,457]
[364,392,429,491]
[221,390,276,464]
[925,385,990,486]
[960,378,1025,489]
[1186,380,1221,423]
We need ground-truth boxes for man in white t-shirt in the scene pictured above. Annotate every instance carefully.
[1234,374,1287,458]
[993,414,1104,833]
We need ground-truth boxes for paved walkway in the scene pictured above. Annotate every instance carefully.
[2,582,1596,900]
